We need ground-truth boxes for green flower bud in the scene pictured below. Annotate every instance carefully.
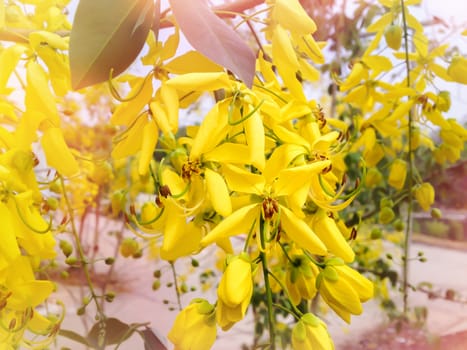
[379,207,395,224]
[119,238,140,258]
[384,24,403,50]
[431,208,442,219]
[370,228,383,239]
[59,240,73,258]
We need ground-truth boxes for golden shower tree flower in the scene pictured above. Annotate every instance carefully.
[317,258,374,323]
[168,298,217,350]
[292,313,334,350]
[285,251,319,305]
[200,146,330,255]
[414,182,435,212]
[388,159,407,190]
[216,253,254,330]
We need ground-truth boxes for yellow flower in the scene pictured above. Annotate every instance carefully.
[310,210,355,263]
[447,55,467,84]
[168,298,217,350]
[365,167,383,188]
[200,146,329,255]
[388,159,407,190]
[216,254,254,330]
[41,126,79,177]
[286,252,319,305]
[291,313,334,350]
[414,182,435,211]
[317,259,373,323]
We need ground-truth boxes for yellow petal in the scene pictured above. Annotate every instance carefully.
[280,206,326,255]
[311,210,354,262]
[222,163,264,195]
[388,159,407,190]
[160,84,179,131]
[190,100,229,159]
[273,0,317,34]
[138,119,159,176]
[26,61,60,126]
[244,112,265,171]
[204,143,251,164]
[165,72,231,92]
[200,204,260,247]
[337,265,374,302]
[165,50,223,74]
[110,77,153,126]
[41,127,79,177]
[0,45,26,94]
[274,161,331,197]
[0,202,21,270]
[205,168,232,217]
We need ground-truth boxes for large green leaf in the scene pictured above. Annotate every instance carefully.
[69,0,154,90]
[168,0,256,87]
[87,317,134,348]
[138,327,168,350]
[58,329,91,347]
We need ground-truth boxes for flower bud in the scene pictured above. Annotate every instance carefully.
[59,240,73,258]
[365,168,383,188]
[414,182,435,212]
[436,91,451,112]
[216,254,254,331]
[119,238,139,258]
[317,262,373,323]
[168,299,216,350]
[388,159,407,190]
[384,24,403,50]
[431,208,442,219]
[291,313,334,350]
[379,207,395,224]
[447,55,467,84]
[286,253,319,305]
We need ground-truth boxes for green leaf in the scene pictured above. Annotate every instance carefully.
[168,0,255,87]
[69,0,154,89]
[87,318,135,349]
[138,327,168,350]
[58,329,91,347]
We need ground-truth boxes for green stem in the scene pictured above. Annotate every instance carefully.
[267,270,303,318]
[259,219,275,350]
[400,0,414,317]
[170,262,182,311]
[59,176,105,320]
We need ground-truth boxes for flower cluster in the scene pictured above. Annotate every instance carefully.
[107,0,376,348]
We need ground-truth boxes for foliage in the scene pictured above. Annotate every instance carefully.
[0,0,466,349]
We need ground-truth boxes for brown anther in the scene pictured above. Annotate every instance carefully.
[129,204,136,216]
[322,164,333,174]
[313,105,327,129]
[60,215,68,225]
[355,178,360,188]
[262,197,279,220]
[341,174,347,186]
[350,227,357,240]
[159,185,172,198]
[32,153,40,167]
[181,160,201,180]
[9,318,16,330]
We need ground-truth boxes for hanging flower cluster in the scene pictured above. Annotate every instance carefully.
[108,1,374,348]
[0,0,465,349]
